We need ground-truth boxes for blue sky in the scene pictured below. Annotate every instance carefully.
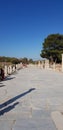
[0,0,63,60]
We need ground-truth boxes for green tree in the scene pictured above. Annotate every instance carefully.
[40,34,63,63]
[28,59,34,64]
[11,58,20,64]
[22,57,29,64]
[0,56,20,64]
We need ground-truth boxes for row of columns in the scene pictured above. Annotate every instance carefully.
[3,54,63,77]
[38,60,49,69]
[4,62,23,77]
[38,54,63,72]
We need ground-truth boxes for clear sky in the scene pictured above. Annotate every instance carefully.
[0,0,63,60]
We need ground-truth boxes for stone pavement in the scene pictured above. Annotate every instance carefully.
[0,66,63,130]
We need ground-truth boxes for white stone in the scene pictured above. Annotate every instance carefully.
[51,111,63,130]
[53,63,55,71]
[4,65,8,77]
[8,65,12,74]
[45,60,49,69]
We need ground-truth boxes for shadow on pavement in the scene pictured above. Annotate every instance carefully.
[4,77,15,81]
[0,88,36,116]
[0,82,2,84]
[0,102,19,116]
[0,85,5,87]
[0,82,5,87]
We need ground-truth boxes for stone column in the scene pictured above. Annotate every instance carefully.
[10,65,12,74]
[42,60,45,69]
[45,60,49,69]
[40,61,44,69]
[62,54,63,72]
[8,65,12,74]
[13,66,15,72]
[38,61,41,67]
[4,65,8,77]
[17,64,19,70]
[53,62,55,71]
[8,66,9,74]
[16,64,17,70]
[20,62,23,69]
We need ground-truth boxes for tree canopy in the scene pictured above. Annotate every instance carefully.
[0,57,20,64]
[0,56,35,65]
[40,34,63,63]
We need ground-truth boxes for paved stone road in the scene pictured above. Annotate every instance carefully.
[0,66,63,130]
